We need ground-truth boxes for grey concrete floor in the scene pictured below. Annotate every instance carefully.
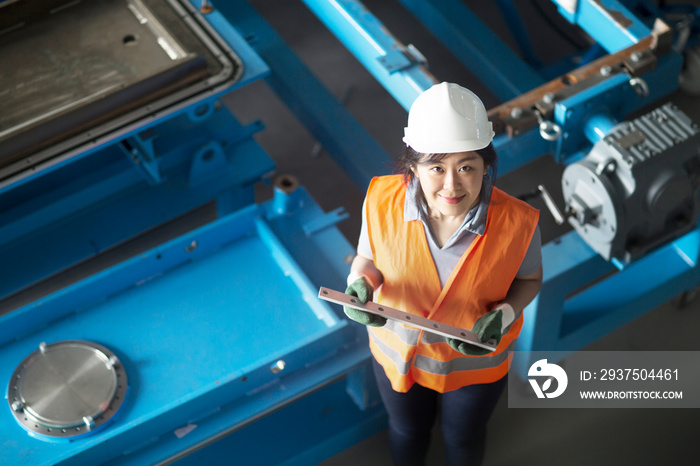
[222,1,700,465]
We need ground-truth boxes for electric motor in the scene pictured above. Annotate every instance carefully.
[562,103,700,262]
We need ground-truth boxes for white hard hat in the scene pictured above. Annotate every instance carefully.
[403,82,494,153]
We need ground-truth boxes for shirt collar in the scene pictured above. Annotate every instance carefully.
[404,176,492,236]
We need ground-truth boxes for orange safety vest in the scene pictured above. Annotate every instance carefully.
[366,175,539,393]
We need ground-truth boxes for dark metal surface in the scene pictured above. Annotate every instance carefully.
[0,0,240,180]
[2,0,179,133]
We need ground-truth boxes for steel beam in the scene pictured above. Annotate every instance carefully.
[300,0,437,111]
[552,0,652,52]
[215,0,394,189]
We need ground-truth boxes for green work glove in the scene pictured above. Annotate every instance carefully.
[446,309,503,356]
[343,277,386,327]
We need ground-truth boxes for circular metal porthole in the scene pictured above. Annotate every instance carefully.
[7,340,128,440]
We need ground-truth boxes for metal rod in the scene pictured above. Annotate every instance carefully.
[318,287,497,351]
[538,184,568,225]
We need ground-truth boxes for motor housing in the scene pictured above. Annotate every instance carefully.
[562,103,700,262]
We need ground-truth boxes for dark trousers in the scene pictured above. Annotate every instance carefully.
[373,358,507,466]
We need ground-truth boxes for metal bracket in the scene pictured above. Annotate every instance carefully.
[318,287,497,351]
[377,44,427,74]
[119,132,162,185]
[189,141,228,186]
[377,49,413,74]
[302,208,349,236]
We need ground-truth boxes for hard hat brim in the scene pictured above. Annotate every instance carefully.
[402,134,493,154]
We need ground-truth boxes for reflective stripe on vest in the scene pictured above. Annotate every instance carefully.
[365,175,539,393]
[414,339,517,374]
[382,320,422,346]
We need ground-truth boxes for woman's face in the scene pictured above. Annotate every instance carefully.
[411,151,486,219]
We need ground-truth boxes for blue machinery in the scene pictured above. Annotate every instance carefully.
[1,0,699,464]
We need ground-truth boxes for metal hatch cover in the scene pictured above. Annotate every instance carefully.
[0,0,243,182]
[7,340,128,440]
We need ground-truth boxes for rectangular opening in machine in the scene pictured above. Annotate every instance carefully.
[0,0,242,180]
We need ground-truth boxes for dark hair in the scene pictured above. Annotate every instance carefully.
[395,143,499,184]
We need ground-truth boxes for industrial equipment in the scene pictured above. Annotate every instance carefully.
[1,0,242,184]
[552,103,700,264]
[8,340,129,440]
[1,0,388,464]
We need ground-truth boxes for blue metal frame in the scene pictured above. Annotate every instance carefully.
[0,3,274,301]
[513,226,700,377]
[214,0,394,189]
[0,3,268,196]
[555,51,683,162]
[492,49,683,175]
[1,2,389,463]
[300,0,437,111]
[552,0,652,52]
[0,108,274,302]
[0,187,385,464]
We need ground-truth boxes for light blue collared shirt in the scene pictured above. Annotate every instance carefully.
[357,177,541,288]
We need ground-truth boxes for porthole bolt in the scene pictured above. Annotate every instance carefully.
[83,416,95,430]
[107,355,120,369]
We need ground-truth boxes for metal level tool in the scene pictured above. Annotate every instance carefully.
[318,287,497,352]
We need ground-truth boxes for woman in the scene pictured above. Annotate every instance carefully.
[344,82,542,466]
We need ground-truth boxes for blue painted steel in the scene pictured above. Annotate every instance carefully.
[120,132,163,185]
[165,371,386,466]
[0,108,274,302]
[513,224,700,378]
[215,0,394,189]
[493,50,683,175]
[300,0,437,111]
[187,0,270,86]
[0,187,381,464]
[188,140,229,187]
[397,0,545,101]
[1,3,390,462]
[302,207,351,236]
[492,127,560,176]
[553,51,683,165]
[552,0,652,52]
[584,112,619,143]
[0,6,267,196]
